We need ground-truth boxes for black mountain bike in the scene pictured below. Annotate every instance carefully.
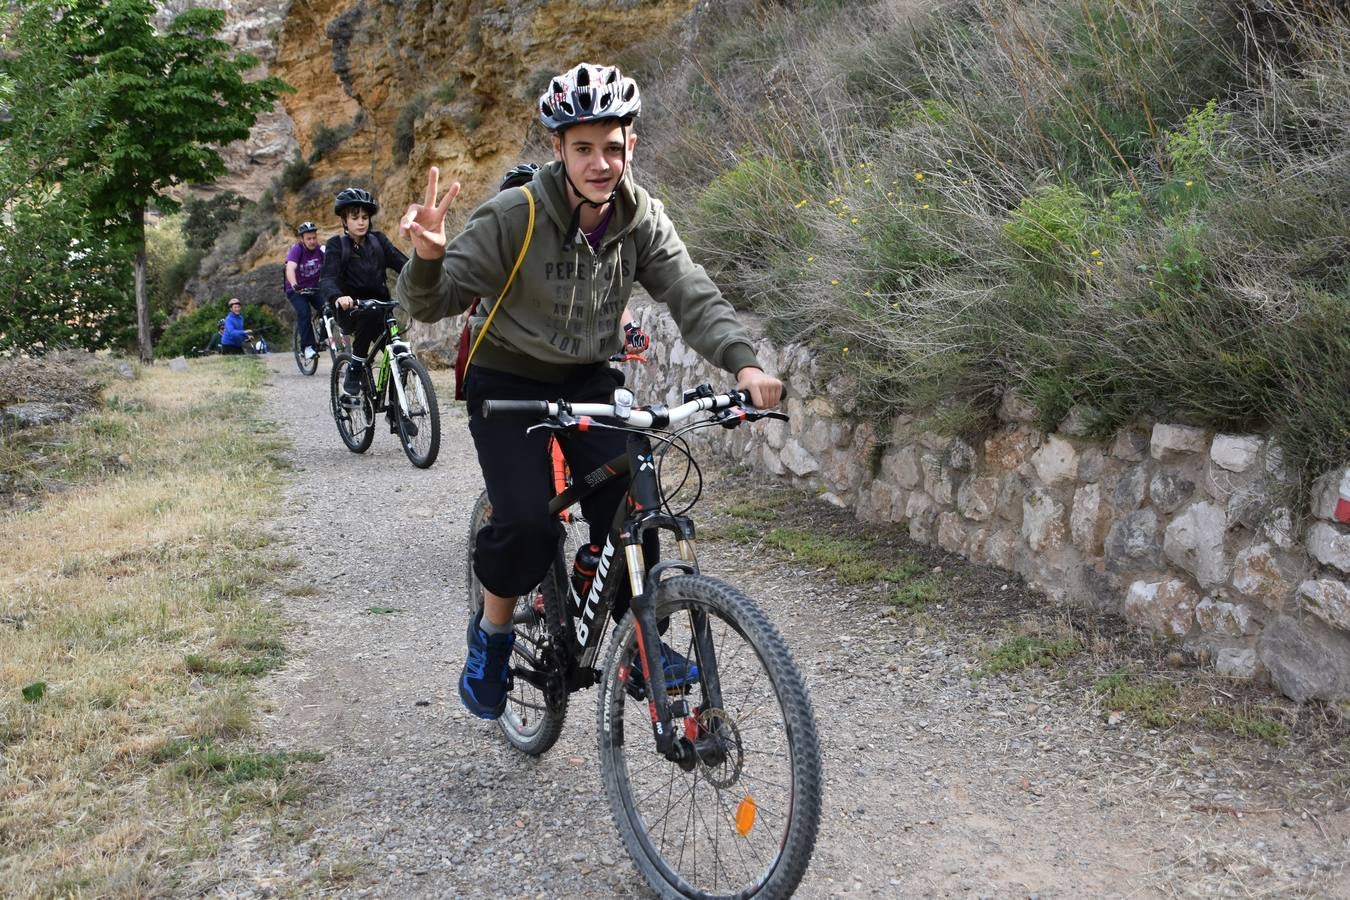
[291,289,347,375]
[467,385,821,899]
[329,299,441,468]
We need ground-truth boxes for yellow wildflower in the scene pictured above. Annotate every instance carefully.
[794,199,808,208]
[1090,249,1101,257]
[807,255,815,263]
[1095,260,1104,267]
[922,203,930,209]
[1185,180,1194,188]
[842,346,849,354]
[851,217,859,224]
[914,171,925,181]
[831,279,840,285]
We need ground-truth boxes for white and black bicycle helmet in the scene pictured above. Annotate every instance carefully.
[333,187,378,218]
[297,221,318,235]
[538,63,641,132]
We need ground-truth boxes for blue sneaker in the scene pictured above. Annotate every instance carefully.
[628,641,700,697]
[661,642,700,688]
[458,609,514,719]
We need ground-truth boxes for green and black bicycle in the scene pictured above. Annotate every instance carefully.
[330,299,441,469]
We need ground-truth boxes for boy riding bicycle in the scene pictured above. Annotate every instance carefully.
[318,188,409,397]
[285,221,326,360]
[395,62,783,719]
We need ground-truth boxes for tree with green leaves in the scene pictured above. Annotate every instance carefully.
[0,2,135,352]
[57,0,290,362]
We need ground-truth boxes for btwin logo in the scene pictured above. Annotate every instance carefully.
[575,539,615,645]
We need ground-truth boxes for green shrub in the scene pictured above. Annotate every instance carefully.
[644,0,1350,487]
[278,154,312,194]
[236,229,260,255]
[157,302,283,358]
[308,122,354,163]
[394,94,432,164]
[182,192,248,250]
[431,78,459,103]
[1004,184,1096,261]
[689,156,817,277]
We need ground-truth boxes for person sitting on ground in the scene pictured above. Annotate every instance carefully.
[201,319,225,354]
[220,298,249,355]
[286,221,326,360]
[394,62,783,719]
[318,188,409,397]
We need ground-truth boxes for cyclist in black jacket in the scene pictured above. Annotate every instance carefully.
[318,187,409,396]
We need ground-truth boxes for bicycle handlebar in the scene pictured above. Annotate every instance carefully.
[482,387,785,431]
[353,298,399,310]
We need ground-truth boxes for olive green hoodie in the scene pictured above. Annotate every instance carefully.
[396,161,761,383]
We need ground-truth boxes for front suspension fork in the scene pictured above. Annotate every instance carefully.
[623,521,726,766]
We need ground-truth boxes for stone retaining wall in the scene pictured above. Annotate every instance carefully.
[614,296,1350,703]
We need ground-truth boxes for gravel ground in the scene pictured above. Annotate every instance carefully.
[207,353,1350,898]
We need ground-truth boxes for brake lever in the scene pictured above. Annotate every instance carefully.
[713,406,789,429]
[525,413,576,436]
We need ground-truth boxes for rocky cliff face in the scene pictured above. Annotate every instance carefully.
[276,0,695,216]
[158,0,298,201]
[191,0,697,330]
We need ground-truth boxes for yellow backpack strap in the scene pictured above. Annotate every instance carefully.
[464,185,535,373]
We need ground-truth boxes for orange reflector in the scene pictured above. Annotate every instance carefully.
[735,796,757,836]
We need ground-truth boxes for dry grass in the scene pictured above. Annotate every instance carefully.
[0,356,302,895]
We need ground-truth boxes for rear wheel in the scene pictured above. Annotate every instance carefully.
[466,490,568,755]
[330,354,374,453]
[597,574,822,899]
[293,326,318,375]
[394,356,441,468]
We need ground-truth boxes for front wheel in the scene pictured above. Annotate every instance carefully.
[598,574,822,899]
[293,327,318,375]
[330,354,374,453]
[466,491,569,755]
[393,356,441,468]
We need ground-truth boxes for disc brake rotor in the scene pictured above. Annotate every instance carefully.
[695,708,745,788]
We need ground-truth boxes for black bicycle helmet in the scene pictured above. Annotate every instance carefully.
[499,163,540,192]
[538,63,641,132]
[333,187,378,217]
[296,221,318,235]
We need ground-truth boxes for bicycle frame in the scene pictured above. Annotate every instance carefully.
[528,431,726,764]
[360,307,414,419]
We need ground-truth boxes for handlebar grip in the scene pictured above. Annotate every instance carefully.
[481,399,551,418]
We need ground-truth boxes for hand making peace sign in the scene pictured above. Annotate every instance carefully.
[399,166,462,261]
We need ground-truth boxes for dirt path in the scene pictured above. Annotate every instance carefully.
[213,353,1349,898]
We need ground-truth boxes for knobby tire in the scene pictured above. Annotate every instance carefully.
[294,326,318,376]
[394,356,441,468]
[330,354,374,453]
[597,574,822,900]
[466,490,568,755]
